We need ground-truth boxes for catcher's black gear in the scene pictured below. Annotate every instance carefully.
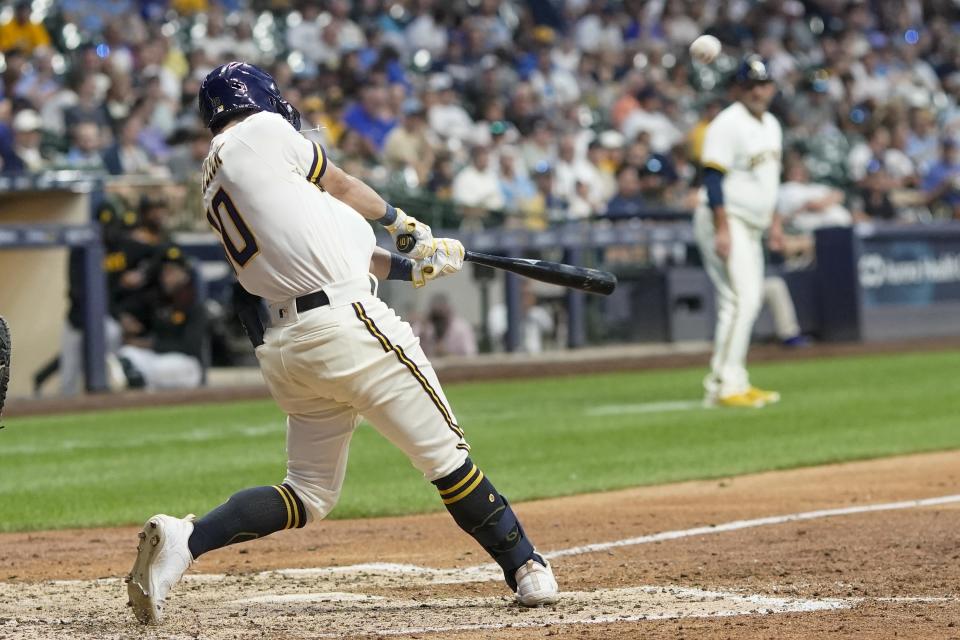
[0,316,10,421]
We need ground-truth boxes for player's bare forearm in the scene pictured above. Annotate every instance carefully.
[767,214,785,252]
[809,190,844,211]
[319,154,437,259]
[711,205,729,231]
[711,205,731,260]
[318,161,389,221]
[370,247,393,280]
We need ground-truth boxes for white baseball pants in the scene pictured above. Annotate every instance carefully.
[255,291,469,523]
[694,208,765,398]
[116,345,203,390]
[763,275,801,341]
[60,317,122,396]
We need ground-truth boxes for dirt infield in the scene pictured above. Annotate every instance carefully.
[1,450,958,639]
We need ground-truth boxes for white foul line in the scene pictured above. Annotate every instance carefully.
[38,493,960,590]
[584,400,706,416]
[192,492,960,586]
[545,493,960,560]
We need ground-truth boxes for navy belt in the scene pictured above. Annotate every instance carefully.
[295,290,330,312]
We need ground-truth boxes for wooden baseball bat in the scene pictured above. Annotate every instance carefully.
[464,251,617,295]
[396,234,616,295]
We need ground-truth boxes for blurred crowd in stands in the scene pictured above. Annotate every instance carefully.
[2,0,960,234]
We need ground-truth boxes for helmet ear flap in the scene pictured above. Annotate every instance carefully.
[287,103,301,132]
[275,98,301,131]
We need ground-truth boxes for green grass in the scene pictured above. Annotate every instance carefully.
[2,350,959,532]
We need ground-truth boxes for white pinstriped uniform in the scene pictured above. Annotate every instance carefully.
[201,112,469,522]
[694,102,782,398]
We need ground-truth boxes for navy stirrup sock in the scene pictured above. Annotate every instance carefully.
[188,484,306,558]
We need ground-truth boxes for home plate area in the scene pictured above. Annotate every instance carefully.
[2,564,851,640]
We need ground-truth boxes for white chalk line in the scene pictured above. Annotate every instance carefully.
[226,585,848,638]
[245,493,960,582]
[584,400,707,416]
[231,585,845,609]
[43,492,960,590]
[237,591,385,604]
[0,423,281,456]
[547,493,960,559]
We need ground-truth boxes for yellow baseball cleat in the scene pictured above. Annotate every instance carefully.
[716,392,766,408]
[747,386,781,405]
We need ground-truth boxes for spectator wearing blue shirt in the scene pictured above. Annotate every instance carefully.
[498,152,537,213]
[63,74,111,131]
[604,165,647,219]
[922,138,960,219]
[61,120,106,171]
[0,119,17,174]
[342,84,397,152]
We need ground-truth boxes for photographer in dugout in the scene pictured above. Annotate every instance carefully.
[115,245,206,390]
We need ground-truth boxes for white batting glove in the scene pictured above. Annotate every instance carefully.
[412,238,465,288]
[383,208,437,260]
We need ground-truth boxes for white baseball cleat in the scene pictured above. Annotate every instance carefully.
[514,558,560,607]
[126,514,195,624]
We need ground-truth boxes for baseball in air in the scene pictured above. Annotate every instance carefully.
[689,35,722,64]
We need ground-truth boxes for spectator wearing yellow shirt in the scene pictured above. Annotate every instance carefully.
[0,2,51,54]
[171,0,208,15]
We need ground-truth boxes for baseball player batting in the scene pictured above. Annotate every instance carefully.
[694,55,784,408]
[125,62,559,624]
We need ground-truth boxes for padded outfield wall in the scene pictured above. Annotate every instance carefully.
[0,178,106,398]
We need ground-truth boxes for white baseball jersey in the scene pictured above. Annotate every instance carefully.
[700,102,782,229]
[201,111,376,302]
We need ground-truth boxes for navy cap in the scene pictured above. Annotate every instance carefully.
[735,55,772,84]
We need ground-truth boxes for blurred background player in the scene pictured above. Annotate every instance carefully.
[414,294,478,358]
[777,159,855,232]
[488,280,555,354]
[114,246,206,390]
[695,55,784,408]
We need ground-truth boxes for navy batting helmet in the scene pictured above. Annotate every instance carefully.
[735,55,772,84]
[198,62,301,132]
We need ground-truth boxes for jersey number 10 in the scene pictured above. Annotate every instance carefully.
[206,187,260,270]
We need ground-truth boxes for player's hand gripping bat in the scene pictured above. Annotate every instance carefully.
[396,235,617,296]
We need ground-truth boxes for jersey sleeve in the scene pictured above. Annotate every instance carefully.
[288,127,329,185]
[700,114,737,173]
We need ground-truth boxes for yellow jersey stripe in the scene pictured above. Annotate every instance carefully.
[272,485,293,530]
[278,484,300,529]
[353,303,466,442]
[438,464,478,496]
[317,143,327,179]
[308,143,327,183]
[442,471,485,505]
